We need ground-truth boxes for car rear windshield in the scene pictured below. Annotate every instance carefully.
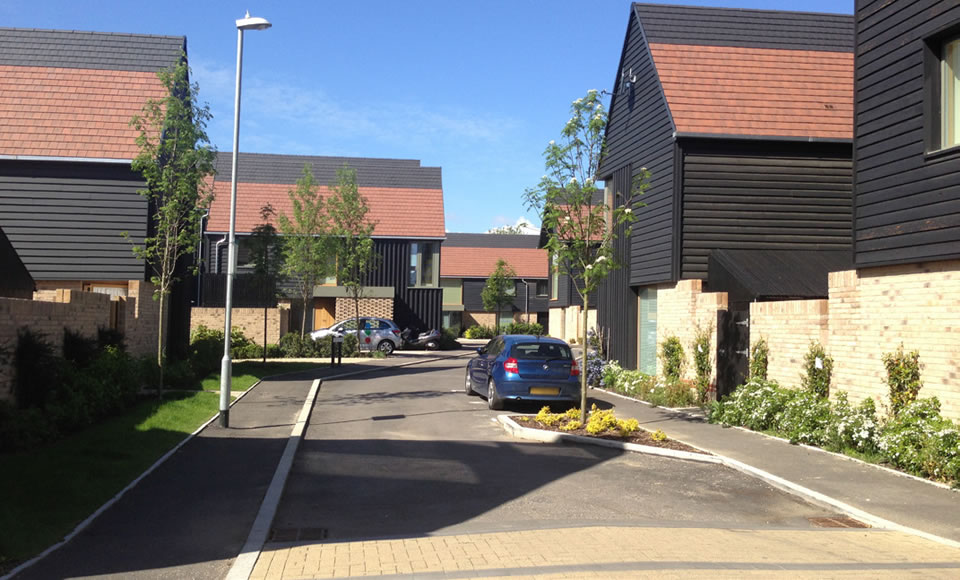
[509,342,572,360]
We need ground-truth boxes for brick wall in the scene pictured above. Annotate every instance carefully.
[828,262,960,419]
[545,306,597,343]
[0,281,159,402]
[656,280,727,382]
[190,306,290,346]
[334,297,394,322]
[751,300,829,388]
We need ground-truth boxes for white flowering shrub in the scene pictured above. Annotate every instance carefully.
[825,392,879,454]
[708,378,791,431]
[877,397,960,483]
[776,389,831,445]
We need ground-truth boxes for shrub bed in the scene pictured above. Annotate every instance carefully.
[597,360,698,408]
[708,379,960,485]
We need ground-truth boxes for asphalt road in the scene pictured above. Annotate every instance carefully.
[272,356,835,543]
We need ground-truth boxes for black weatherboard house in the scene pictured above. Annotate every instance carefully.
[202,152,446,333]
[0,28,193,354]
[597,4,855,379]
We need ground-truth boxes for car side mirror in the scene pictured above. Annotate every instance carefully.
[476,347,485,355]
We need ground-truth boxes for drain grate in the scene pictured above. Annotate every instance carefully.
[809,516,870,528]
[269,527,330,541]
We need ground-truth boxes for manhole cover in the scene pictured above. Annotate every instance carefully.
[809,516,870,528]
[269,527,329,541]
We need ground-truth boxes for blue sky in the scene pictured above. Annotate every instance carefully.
[2,0,852,233]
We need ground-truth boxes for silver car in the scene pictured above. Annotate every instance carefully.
[310,317,402,354]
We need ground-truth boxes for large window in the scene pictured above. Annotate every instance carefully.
[536,280,548,297]
[944,37,960,149]
[638,287,658,375]
[409,242,439,287]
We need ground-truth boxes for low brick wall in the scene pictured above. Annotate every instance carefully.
[334,297,394,322]
[656,280,727,382]
[544,306,596,343]
[0,280,159,402]
[750,300,829,388]
[190,306,290,346]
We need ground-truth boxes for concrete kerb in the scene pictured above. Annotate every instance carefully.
[225,351,473,580]
[498,414,960,551]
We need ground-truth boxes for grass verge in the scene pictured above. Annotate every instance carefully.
[200,361,327,392]
[0,391,229,572]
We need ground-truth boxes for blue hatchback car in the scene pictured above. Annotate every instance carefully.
[465,335,581,410]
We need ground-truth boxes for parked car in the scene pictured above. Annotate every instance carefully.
[464,335,580,410]
[310,317,402,354]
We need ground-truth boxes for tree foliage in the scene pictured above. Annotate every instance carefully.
[327,166,380,352]
[488,221,533,235]
[277,165,330,336]
[242,203,283,278]
[129,57,216,388]
[523,89,648,419]
[481,259,517,333]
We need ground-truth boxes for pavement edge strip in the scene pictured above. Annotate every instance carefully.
[0,386,259,580]
[226,378,323,580]
[498,415,960,550]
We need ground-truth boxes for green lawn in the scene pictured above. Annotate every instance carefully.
[199,360,328,392]
[0,391,228,571]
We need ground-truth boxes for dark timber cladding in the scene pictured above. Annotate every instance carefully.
[854,0,960,266]
[680,140,853,280]
[0,160,147,280]
[599,4,677,286]
[598,165,639,369]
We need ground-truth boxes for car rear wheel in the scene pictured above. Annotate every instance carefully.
[377,340,395,355]
[487,378,504,410]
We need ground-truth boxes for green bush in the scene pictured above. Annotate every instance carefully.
[189,325,225,378]
[13,328,59,410]
[464,325,496,339]
[503,321,544,336]
[278,332,317,358]
[883,344,922,416]
[801,342,833,398]
[691,325,712,405]
[659,336,685,382]
[749,338,769,381]
[646,378,698,408]
[438,328,461,350]
[63,328,99,368]
[878,397,960,482]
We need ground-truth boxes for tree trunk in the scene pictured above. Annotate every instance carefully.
[580,294,589,421]
[354,294,362,355]
[301,293,309,338]
[156,291,166,399]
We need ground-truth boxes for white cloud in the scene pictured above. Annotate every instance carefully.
[486,217,540,235]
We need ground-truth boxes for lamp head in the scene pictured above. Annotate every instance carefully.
[237,11,271,31]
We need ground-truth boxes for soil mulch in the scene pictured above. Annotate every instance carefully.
[510,416,710,455]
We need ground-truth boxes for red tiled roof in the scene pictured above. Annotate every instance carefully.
[206,181,445,239]
[0,66,167,159]
[440,246,548,278]
[649,44,853,139]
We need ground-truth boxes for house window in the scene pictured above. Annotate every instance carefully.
[638,287,657,375]
[498,311,515,329]
[536,280,548,297]
[505,281,516,297]
[322,254,337,286]
[441,278,462,305]
[409,242,439,287]
[550,253,559,300]
[944,37,960,149]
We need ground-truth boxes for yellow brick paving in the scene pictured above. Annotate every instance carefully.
[249,525,960,579]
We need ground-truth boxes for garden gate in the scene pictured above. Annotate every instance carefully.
[716,309,749,400]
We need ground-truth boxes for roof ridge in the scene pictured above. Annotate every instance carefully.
[632,2,853,20]
[0,26,184,40]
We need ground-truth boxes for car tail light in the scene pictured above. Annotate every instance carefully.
[392,329,400,336]
[570,359,580,377]
[504,357,519,374]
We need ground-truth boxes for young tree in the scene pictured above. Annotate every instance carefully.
[524,89,648,420]
[488,221,533,235]
[277,165,330,337]
[482,259,517,334]
[129,58,216,390]
[326,166,381,353]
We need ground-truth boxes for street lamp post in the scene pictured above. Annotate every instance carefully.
[220,12,271,428]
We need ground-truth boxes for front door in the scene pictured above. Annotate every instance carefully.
[313,298,336,330]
